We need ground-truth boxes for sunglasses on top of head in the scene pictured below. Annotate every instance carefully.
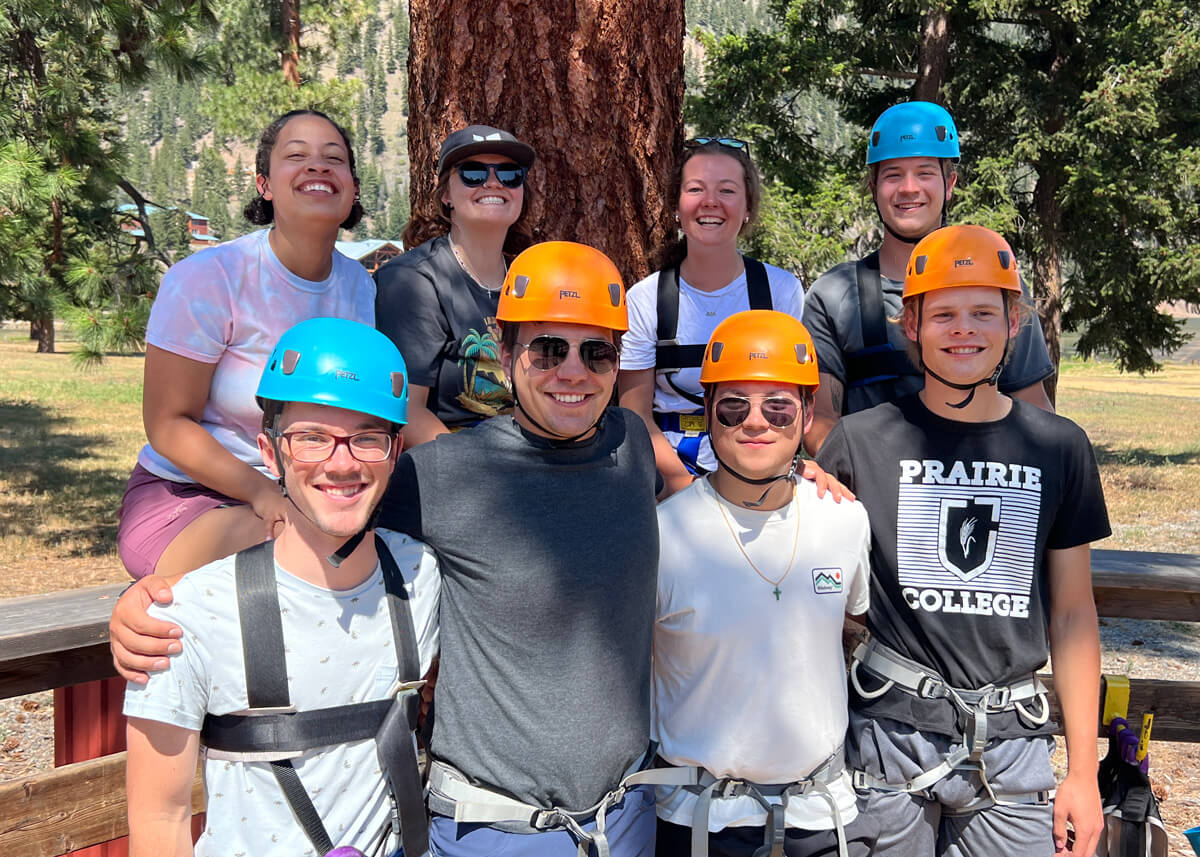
[684,137,750,154]
[519,335,620,375]
[713,394,801,429]
[454,161,528,189]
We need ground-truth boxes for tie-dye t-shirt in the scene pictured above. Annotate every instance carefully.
[137,229,375,483]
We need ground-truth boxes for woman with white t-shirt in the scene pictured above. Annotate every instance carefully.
[619,138,805,498]
[116,109,376,579]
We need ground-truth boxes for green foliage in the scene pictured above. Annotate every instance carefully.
[0,0,213,354]
[690,0,1200,373]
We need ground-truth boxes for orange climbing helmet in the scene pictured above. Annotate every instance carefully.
[699,310,820,389]
[497,241,628,331]
[903,225,1023,301]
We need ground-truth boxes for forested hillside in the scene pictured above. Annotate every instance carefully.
[114,0,763,247]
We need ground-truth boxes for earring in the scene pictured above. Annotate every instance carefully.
[674,212,680,222]
[743,215,749,223]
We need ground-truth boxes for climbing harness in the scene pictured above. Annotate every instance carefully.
[200,538,429,857]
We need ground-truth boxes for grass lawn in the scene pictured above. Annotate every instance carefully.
[0,332,1198,597]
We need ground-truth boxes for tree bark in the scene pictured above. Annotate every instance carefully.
[914,6,950,103]
[280,0,300,86]
[406,0,685,282]
[30,318,55,352]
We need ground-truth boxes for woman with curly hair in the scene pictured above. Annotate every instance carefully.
[117,109,375,579]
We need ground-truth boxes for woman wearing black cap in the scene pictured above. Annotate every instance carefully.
[375,124,536,443]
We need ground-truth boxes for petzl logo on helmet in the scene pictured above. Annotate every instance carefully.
[900,134,915,141]
[748,351,768,360]
[937,496,1001,580]
[812,567,843,595]
[559,289,581,299]
[336,369,359,381]
[954,257,974,268]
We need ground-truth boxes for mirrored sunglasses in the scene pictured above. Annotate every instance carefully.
[713,395,800,429]
[279,430,395,463]
[685,137,750,154]
[521,335,620,375]
[455,161,527,188]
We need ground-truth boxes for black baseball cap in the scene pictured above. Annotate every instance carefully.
[437,125,536,176]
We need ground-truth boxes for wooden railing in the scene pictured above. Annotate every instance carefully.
[0,549,1198,855]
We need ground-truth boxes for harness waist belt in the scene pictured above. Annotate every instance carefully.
[428,755,696,857]
[655,342,709,374]
[654,411,707,434]
[655,748,848,857]
[849,639,1051,809]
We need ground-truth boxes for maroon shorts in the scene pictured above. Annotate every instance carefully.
[117,464,246,579]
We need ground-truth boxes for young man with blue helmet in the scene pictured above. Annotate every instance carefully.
[802,101,1054,454]
[124,318,440,857]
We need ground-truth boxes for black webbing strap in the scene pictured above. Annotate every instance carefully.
[374,533,429,857]
[654,256,773,372]
[202,699,393,754]
[232,541,337,855]
[844,251,920,395]
[213,538,427,857]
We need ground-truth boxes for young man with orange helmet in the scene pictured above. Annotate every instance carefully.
[650,310,876,857]
[379,240,663,857]
[803,102,1054,455]
[817,225,1109,857]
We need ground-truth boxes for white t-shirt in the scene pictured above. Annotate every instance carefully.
[138,228,376,482]
[621,262,804,471]
[123,529,439,857]
[653,477,870,831]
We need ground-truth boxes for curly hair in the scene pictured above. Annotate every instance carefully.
[243,109,364,230]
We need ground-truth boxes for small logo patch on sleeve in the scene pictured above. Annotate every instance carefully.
[812,567,843,594]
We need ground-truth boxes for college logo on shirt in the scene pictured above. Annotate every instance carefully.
[937,497,1001,580]
[894,458,1040,619]
[812,567,843,594]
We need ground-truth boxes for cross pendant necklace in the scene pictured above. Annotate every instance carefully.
[713,483,800,602]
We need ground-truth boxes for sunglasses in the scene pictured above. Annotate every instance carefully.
[454,161,527,188]
[685,137,750,154]
[520,335,620,375]
[713,395,801,429]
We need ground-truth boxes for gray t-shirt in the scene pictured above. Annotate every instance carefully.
[378,409,659,812]
[803,259,1054,414]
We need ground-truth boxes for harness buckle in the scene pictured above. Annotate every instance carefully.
[984,684,1011,710]
[916,675,946,699]
[529,808,564,831]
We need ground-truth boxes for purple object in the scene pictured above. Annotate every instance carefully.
[325,849,366,857]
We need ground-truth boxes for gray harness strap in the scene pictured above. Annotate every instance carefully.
[427,755,696,857]
[849,639,1052,809]
[676,751,848,857]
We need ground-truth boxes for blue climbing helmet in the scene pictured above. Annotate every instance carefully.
[256,317,409,427]
[866,101,960,165]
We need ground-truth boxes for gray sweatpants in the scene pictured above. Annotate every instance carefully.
[847,712,1057,857]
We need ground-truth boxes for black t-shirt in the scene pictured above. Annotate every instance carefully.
[818,394,1110,738]
[374,236,513,429]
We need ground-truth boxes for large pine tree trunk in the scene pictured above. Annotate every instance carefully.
[406,0,684,282]
[1033,170,1063,407]
[914,7,950,102]
[280,0,301,86]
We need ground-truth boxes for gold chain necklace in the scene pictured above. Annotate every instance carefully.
[712,482,800,601]
[449,236,507,291]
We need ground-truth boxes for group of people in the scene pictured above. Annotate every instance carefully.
[107,101,1110,857]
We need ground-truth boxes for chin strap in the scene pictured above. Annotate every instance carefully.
[706,396,806,508]
[266,416,384,568]
[915,291,1011,409]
